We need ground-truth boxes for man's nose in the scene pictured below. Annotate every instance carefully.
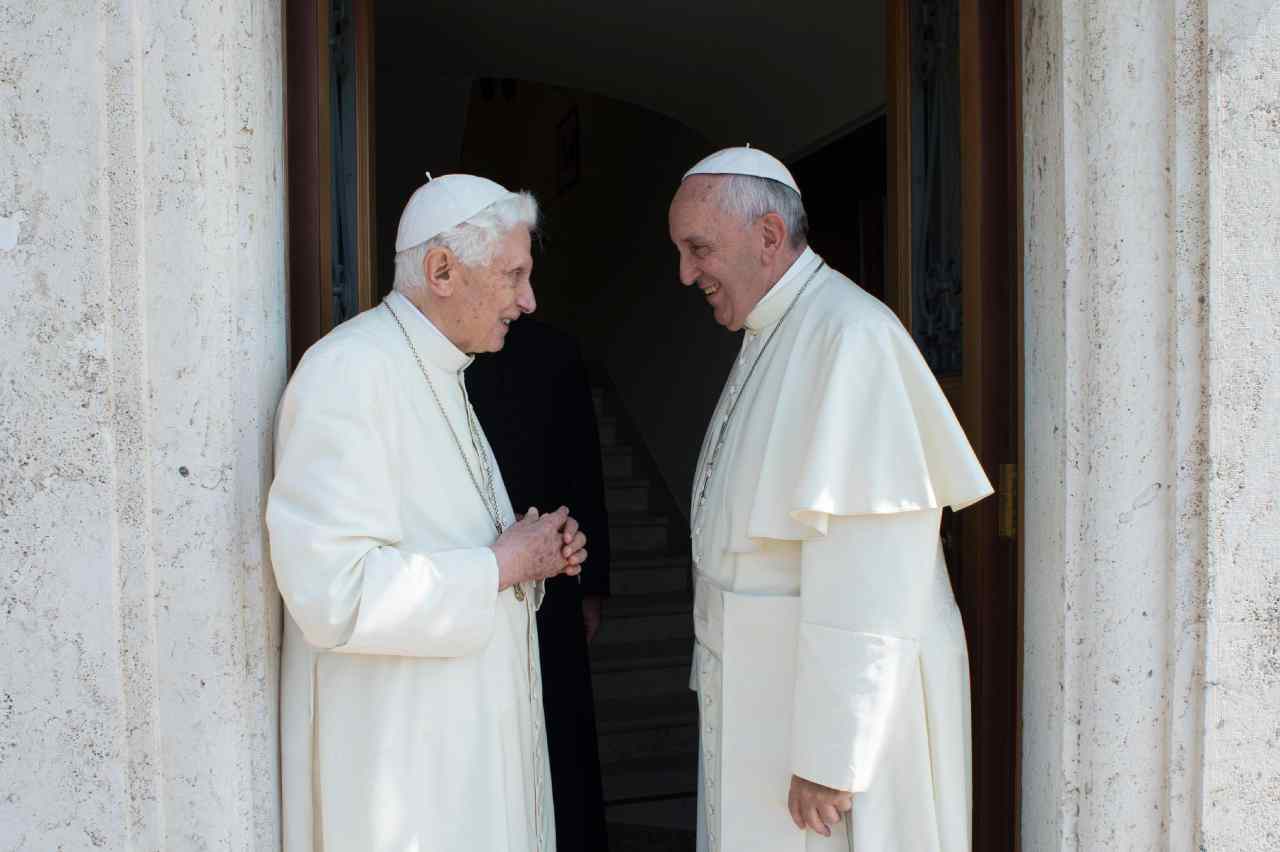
[678,255,699,287]
[518,280,537,314]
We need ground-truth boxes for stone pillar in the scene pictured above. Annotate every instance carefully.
[1,1,287,848]
[1022,0,1280,848]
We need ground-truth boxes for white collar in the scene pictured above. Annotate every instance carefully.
[385,291,474,373]
[744,247,820,332]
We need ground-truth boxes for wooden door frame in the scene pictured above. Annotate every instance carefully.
[886,0,1024,849]
[884,1,913,328]
[285,0,378,370]
[353,0,379,314]
[284,0,331,370]
[285,0,1024,843]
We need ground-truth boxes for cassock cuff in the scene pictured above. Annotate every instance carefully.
[790,622,918,793]
[333,545,499,658]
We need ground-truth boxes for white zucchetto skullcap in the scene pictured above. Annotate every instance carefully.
[395,173,516,252]
[682,145,801,197]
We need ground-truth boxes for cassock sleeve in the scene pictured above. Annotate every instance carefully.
[749,299,989,792]
[790,509,943,793]
[266,342,498,659]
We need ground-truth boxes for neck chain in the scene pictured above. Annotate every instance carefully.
[691,259,826,543]
[384,300,528,601]
[386,298,543,841]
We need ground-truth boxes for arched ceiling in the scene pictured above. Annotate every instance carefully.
[376,0,885,159]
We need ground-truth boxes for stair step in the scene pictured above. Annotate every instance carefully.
[611,556,690,597]
[591,637,691,701]
[593,663,691,701]
[592,637,691,672]
[610,513,670,554]
[602,753,699,803]
[597,610,694,646]
[598,416,619,445]
[599,722,699,768]
[606,821,697,852]
[606,798,698,850]
[595,691,699,735]
[603,453,634,481]
[606,590,692,618]
[606,479,652,513]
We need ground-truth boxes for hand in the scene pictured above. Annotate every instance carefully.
[492,507,588,591]
[556,507,589,571]
[582,595,604,644]
[788,775,853,837]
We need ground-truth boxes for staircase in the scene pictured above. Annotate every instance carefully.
[591,384,698,852]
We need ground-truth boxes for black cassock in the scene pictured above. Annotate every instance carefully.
[467,317,610,851]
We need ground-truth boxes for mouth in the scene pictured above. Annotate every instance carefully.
[700,282,721,297]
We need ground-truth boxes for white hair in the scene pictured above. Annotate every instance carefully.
[713,174,809,250]
[394,191,540,294]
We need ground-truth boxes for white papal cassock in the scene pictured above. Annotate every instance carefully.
[267,291,554,852]
[691,249,992,852]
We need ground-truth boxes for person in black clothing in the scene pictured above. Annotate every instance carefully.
[466,315,611,851]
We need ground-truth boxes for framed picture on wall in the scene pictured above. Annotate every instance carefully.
[557,106,580,193]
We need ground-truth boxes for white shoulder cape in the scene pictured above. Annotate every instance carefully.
[733,267,993,545]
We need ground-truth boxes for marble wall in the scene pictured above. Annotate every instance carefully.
[0,1,287,848]
[1021,0,1280,847]
[2,0,1277,848]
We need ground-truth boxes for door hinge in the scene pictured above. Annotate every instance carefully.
[997,463,1017,540]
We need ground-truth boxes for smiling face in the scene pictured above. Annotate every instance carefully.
[668,175,774,332]
[449,226,536,353]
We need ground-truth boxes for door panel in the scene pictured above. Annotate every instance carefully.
[887,0,1021,848]
[285,0,377,367]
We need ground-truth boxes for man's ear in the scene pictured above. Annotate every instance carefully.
[759,212,788,263]
[424,247,458,296]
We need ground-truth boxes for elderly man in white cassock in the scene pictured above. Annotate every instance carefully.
[267,174,587,852]
[668,147,993,852]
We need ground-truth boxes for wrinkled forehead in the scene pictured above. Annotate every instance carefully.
[672,174,723,209]
[670,176,727,233]
[492,225,533,265]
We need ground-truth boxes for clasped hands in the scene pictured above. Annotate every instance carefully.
[493,505,588,591]
[788,775,853,838]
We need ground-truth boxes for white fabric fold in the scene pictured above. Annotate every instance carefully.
[268,302,553,852]
[729,274,990,548]
[791,509,942,793]
[690,259,984,851]
[268,331,499,658]
[331,546,499,657]
[791,625,917,793]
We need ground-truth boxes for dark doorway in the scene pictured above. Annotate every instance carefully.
[790,115,889,304]
[283,0,1022,849]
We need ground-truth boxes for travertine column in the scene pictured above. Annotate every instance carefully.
[0,1,287,848]
[1022,0,1279,848]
